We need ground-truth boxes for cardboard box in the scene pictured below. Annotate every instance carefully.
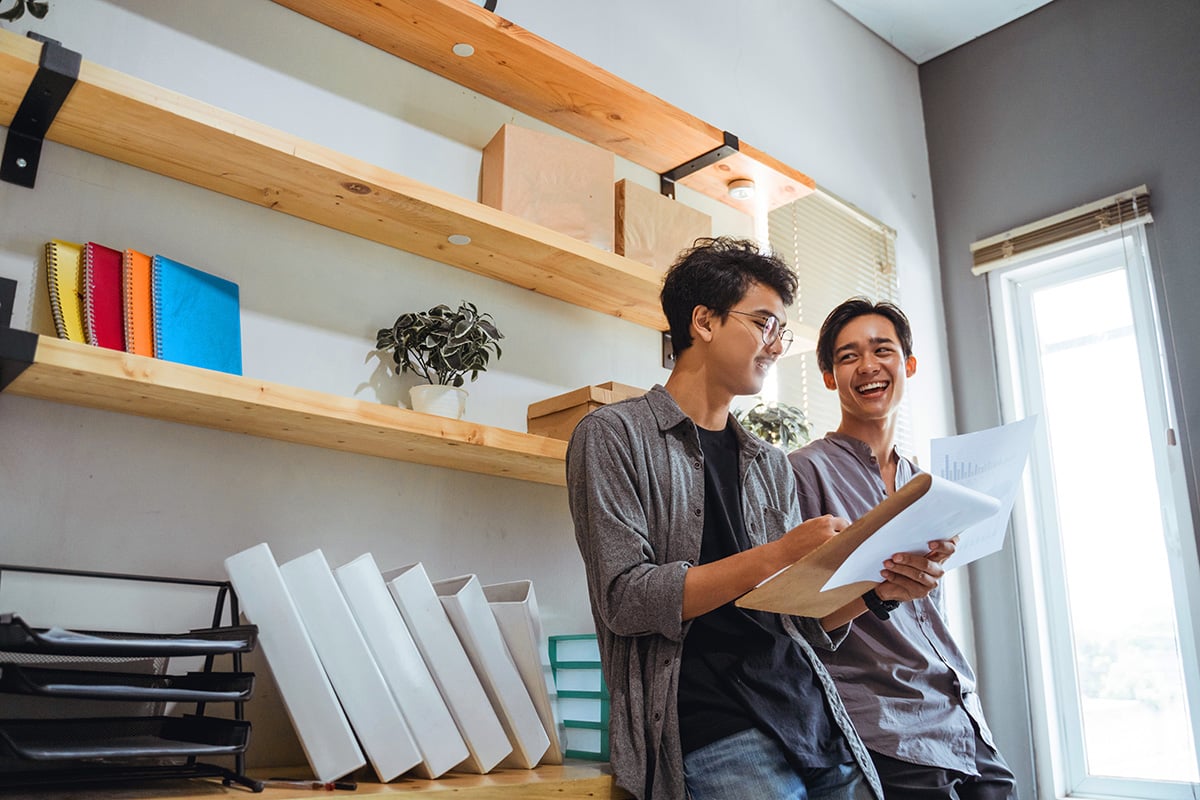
[527,382,646,441]
[615,179,712,272]
[481,124,615,252]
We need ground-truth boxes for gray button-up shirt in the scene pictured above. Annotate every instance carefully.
[567,387,883,800]
[788,433,998,774]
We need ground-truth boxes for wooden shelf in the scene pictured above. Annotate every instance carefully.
[0,764,631,799]
[0,333,568,486]
[270,0,816,214]
[0,29,666,331]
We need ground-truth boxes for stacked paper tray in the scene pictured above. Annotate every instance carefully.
[548,634,610,761]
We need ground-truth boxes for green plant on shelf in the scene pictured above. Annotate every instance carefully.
[376,301,504,388]
[734,398,813,451]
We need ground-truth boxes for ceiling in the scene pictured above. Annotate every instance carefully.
[827,0,1056,64]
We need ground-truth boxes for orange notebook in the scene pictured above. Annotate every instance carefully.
[83,242,125,351]
[122,249,154,356]
[44,239,86,343]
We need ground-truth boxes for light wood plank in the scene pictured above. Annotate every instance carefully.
[3,337,568,486]
[0,764,631,799]
[270,0,815,212]
[0,29,666,331]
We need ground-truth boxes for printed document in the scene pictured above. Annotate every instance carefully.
[822,416,1037,590]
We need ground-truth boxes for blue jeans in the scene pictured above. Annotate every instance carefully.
[683,727,874,800]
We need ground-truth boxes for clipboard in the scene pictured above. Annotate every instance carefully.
[735,473,934,618]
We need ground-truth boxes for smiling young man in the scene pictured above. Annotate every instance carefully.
[788,298,1018,800]
[566,240,947,800]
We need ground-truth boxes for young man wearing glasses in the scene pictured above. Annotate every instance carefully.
[788,298,1018,799]
[566,239,949,800]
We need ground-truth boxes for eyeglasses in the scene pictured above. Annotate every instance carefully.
[727,310,794,355]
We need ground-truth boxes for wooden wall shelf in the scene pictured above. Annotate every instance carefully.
[270,0,816,214]
[0,29,666,331]
[0,764,630,799]
[0,333,568,486]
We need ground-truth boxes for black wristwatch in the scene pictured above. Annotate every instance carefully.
[862,588,900,620]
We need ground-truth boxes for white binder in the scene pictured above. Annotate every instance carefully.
[280,550,421,781]
[223,543,364,783]
[483,579,564,764]
[434,574,550,769]
[383,563,511,774]
[333,553,469,779]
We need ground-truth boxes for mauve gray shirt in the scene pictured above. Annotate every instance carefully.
[567,386,883,800]
[788,433,998,775]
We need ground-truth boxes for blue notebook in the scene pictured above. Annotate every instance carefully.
[151,255,242,375]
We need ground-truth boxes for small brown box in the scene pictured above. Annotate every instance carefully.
[481,123,615,252]
[527,382,647,441]
[615,179,712,272]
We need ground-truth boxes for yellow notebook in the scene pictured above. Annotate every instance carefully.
[122,248,154,356]
[45,239,86,343]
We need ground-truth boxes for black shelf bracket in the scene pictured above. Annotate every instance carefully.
[659,131,740,199]
[1,32,80,189]
[0,277,37,392]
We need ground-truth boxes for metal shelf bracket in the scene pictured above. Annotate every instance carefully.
[1,32,80,188]
[659,131,740,199]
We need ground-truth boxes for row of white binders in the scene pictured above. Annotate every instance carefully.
[223,543,572,783]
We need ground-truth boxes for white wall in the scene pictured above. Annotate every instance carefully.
[0,0,949,769]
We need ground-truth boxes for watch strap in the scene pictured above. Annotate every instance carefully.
[862,588,900,620]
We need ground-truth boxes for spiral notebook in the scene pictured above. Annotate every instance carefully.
[44,240,86,343]
[122,249,154,357]
[151,255,241,375]
[83,242,126,351]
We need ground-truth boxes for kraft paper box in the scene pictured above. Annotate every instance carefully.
[481,123,615,252]
[615,179,712,271]
[527,382,646,441]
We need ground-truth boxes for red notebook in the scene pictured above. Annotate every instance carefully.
[83,242,125,351]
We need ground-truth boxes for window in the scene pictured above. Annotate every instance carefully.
[766,188,910,450]
[988,222,1200,798]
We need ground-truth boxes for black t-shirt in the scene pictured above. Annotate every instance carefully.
[676,423,851,769]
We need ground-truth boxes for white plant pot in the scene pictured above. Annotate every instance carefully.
[410,384,468,419]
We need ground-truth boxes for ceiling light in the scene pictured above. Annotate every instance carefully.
[727,179,756,201]
[452,43,475,57]
[447,234,471,245]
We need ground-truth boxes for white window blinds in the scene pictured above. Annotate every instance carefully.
[767,189,909,448]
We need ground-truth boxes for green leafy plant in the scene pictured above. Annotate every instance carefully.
[376,301,504,387]
[0,0,49,22]
[735,398,813,450]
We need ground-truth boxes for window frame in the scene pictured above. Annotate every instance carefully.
[988,224,1200,799]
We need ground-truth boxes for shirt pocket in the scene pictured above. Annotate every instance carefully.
[747,505,791,546]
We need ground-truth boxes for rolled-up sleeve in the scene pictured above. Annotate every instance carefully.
[568,412,691,643]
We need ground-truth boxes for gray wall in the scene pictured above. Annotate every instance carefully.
[920,0,1200,795]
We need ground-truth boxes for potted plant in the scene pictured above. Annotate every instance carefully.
[734,398,813,451]
[376,301,504,418]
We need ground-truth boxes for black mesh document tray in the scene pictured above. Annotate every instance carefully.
[0,664,255,702]
[0,564,262,791]
[0,715,250,760]
[0,613,257,657]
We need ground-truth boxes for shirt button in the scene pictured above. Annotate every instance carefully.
[663,658,671,666]
[654,712,662,721]
[693,460,701,469]
[694,508,701,516]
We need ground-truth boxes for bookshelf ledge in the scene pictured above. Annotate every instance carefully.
[0,333,567,486]
[0,28,667,331]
